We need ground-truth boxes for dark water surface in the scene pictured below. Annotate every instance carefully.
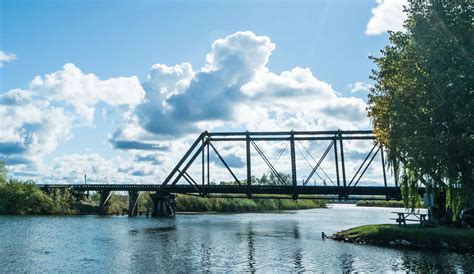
[1,204,473,272]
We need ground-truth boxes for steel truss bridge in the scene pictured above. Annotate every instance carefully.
[39,130,413,216]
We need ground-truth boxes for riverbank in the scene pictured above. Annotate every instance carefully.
[355,200,405,207]
[81,194,327,215]
[174,195,326,213]
[331,224,474,252]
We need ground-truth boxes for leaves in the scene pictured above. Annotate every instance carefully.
[368,0,473,217]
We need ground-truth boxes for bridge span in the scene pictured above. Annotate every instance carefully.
[38,130,416,217]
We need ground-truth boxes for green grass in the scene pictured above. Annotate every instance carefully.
[174,195,326,213]
[333,224,474,248]
[356,200,405,208]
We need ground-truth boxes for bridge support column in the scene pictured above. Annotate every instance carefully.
[99,190,111,215]
[128,190,140,217]
[150,192,176,217]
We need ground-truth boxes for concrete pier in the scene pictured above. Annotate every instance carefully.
[150,192,176,217]
[99,190,111,215]
[128,190,140,217]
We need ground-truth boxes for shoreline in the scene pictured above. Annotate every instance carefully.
[330,224,474,253]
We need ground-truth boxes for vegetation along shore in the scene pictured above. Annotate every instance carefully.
[0,170,326,215]
[331,224,474,253]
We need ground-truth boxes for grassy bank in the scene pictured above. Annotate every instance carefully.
[175,195,326,213]
[356,200,405,208]
[332,224,474,252]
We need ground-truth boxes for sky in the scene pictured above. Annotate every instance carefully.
[0,0,408,185]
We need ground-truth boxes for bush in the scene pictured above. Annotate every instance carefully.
[0,178,77,215]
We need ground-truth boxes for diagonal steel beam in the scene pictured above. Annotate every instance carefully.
[348,143,377,186]
[250,140,287,185]
[208,142,242,186]
[304,140,334,186]
[351,146,380,188]
[179,170,202,194]
[171,139,208,185]
[163,132,206,185]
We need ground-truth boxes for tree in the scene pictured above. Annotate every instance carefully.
[0,161,7,184]
[368,0,473,220]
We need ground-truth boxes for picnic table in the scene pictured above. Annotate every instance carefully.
[390,211,427,227]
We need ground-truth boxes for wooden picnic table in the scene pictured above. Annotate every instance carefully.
[390,211,427,227]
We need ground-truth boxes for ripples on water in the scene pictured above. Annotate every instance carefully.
[0,204,473,272]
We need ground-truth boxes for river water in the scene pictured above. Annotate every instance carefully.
[1,204,473,272]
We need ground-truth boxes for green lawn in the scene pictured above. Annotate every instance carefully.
[333,224,474,250]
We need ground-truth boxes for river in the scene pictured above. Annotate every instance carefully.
[1,204,473,272]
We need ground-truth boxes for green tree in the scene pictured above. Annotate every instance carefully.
[0,161,7,184]
[368,0,473,220]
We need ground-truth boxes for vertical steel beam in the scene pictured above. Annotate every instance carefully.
[290,132,297,187]
[207,142,210,185]
[246,132,251,187]
[339,131,347,187]
[334,138,340,187]
[202,138,205,186]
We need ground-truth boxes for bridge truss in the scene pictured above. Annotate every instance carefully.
[162,130,401,200]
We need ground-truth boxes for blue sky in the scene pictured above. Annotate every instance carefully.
[0,0,407,184]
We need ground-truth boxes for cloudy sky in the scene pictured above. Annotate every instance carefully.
[0,0,407,185]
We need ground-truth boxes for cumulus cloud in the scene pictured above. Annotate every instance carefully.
[110,135,168,151]
[347,81,373,93]
[0,89,73,166]
[0,50,16,67]
[366,0,408,35]
[42,153,157,184]
[0,64,145,173]
[132,31,275,137]
[30,63,146,122]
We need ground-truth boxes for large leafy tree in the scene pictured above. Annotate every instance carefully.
[368,0,473,219]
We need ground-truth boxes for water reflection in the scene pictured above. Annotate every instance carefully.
[246,223,256,272]
[1,206,473,272]
[338,253,355,273]
[292,248,305,272]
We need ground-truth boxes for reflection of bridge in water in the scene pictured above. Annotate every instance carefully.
[39,130,417,217]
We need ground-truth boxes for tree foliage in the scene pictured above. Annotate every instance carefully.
[0,162,78,215]
[368,0,473,219]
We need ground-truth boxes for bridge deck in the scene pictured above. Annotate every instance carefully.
[37,184,403,198]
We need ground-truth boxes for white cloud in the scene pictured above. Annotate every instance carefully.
[366,0,408,35]
[0,64,146,175]
[0,89,73,165]
[30,63,146,122]
[0,50,16,67]
[42,153,159,184]
[130,31,276,137]
[347,81,373,93]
